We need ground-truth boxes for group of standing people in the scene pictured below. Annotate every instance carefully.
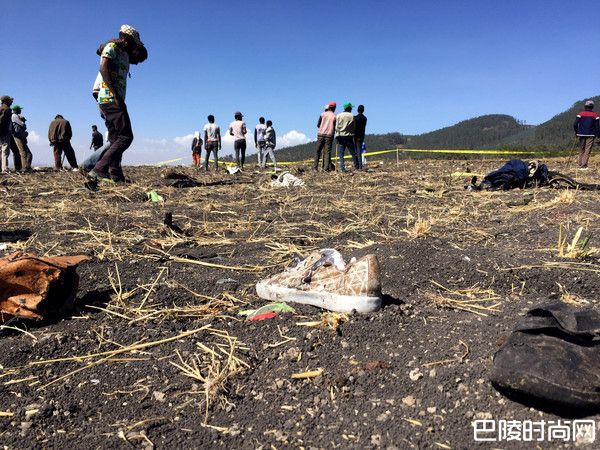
[314,102,367,172]
[190,113,277,171]
[0,96,33,173]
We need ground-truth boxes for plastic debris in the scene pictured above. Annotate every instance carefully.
[239,302,296,321]
[146,191,164,202]
[249,312,279,321]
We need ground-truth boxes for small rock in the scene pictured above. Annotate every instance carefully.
[475,412,493,420]
[153,391,166,402]
[409,368,423,381]
[429,369,436,378]
[376,412,389,422]
[402,395,416,407]
[284,347,300,360]
[20,421,32,434]
[216,278,238,285]
[427,406,437,414]
[371,434,382,446]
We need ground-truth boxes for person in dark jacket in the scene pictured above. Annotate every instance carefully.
[0,95,13,173]
[48,114,78,170]
[354,105,367,170]
[11,105,32,171]
[573,100,600,169]
[90,125,103,150]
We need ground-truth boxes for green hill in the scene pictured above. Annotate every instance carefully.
[406,114,529,150]
[274,96,598,161]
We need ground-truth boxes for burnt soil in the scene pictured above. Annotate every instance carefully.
[1,158,600,449]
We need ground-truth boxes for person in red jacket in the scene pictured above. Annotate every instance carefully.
[573,100,600,169]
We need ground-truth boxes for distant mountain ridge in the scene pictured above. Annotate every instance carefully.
[274,96,599,161]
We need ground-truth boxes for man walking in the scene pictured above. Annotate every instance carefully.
[262,120,277,169]
[354,105,367,169]
[90,125,104,151]
[203,115,221,171]
[48,114,78,170]
[574,100,600,169]
[228,111,247,170]
[314,102,336,171]
[335,102,359,172]
[89,24,147,183]
[0,95,13,173]
[254,117,267,167]
[11,105,33,171]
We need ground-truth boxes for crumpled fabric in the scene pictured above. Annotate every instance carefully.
[0,252,89,323]
[270,172,305,187]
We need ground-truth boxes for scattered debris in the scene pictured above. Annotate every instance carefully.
[296,312,349,331]
[163,212,184,234]
[491,303,600,413]
[0,252,89,323]
[162,171,200,188]
[146,191,164,203]
[291,368,324,379]
[270,172,305,187]
[0,229,32,243]
[239,303,295,321]
[256,249,382,313]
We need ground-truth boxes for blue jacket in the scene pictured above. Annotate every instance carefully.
[574,110,600,137]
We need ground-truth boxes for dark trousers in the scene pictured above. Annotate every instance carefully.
[314,135,334,170]
[53,141,78,169]
[337,136,359,172]
[13,136,32,170]
[354,137,364,169]
[95,102,133,177]
[204,141,219,170]
[578,136,595,168]
[234,139,246,168]
[10,137,21,171]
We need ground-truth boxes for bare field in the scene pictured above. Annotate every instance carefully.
[1,157,600,449]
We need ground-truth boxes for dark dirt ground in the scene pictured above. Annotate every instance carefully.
[1,157,600,449]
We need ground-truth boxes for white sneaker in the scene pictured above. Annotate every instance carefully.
[256,249,382,313]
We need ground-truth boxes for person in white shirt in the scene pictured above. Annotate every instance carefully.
[228,111,247,170]
[254,117,267,166]
[203,115,221,171]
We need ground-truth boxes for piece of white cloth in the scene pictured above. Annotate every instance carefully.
[270,171,305,187]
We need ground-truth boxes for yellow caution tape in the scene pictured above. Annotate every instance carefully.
[164,147,559,169]
[382,148,552,155]
[154,157,184,166]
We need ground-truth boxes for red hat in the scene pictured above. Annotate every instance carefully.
[328,102,336,108]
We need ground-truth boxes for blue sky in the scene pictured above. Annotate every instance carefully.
[1,0,599,165]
